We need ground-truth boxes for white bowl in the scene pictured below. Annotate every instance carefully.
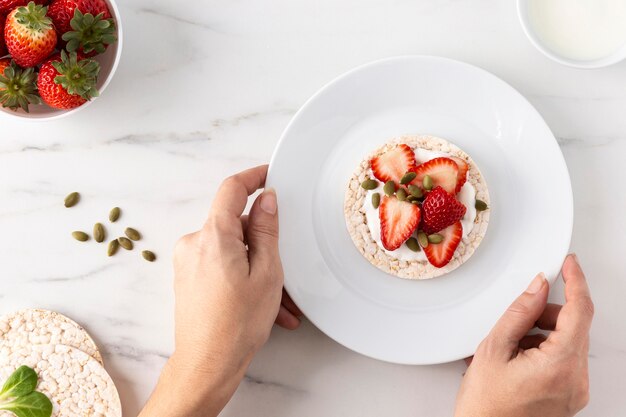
[0,0,123,121]
[517,0,626,69]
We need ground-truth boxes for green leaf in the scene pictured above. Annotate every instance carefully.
[0,366,37,401]
[0,391,52,417]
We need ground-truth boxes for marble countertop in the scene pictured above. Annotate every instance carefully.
[1,1,625,415]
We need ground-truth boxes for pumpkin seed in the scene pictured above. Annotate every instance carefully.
[118,237,133,250]
[423,175,433,191]
[71,231,89,242]
[475,199,489,211]
[142,250,156,262]
[125,227,141,241]
[64,192,80,208]
[417,232,429,248]
[93,223,105,243]
[428,234,444,244]
[408,184,423,198]
[383,181,396,196]
[400,172,416,185]
[109,207,121,222]
[406,237,420,252]
[361,179,378,190]
[372,193,381,209]
[107,240,119,256]
[396,188,407,201]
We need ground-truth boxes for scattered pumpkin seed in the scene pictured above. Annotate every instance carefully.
[107,240,119,257]
[142,250,156,262]
[423,175,433,191]
[406,237,420,252]
[71,231,89,242]
[400,172,416,185]
[361,179,379,190]
[428,233,444,244]
[408,184,423,198]
[109,207,121,222]
[417,232,429,248]
[475,199,488,211]
[64,192,80,208]
[383,180,396,196]
[118,237,133,250]
[125,227,141,241]
[372,193,381,209]
[396,188,407,201]
[93,223,105,243]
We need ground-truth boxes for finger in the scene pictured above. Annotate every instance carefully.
[552,254,594,343]
[519,334,548,350]
[210,165,268,218]
[535,303,562,331]
[464,356,473,367]
[247,189,281,280]
[240,215,249,232]
[281,289,303,317]
[275,305,301,330]
[486,273,549,360]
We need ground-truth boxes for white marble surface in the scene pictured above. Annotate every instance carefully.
[0,0,625,415]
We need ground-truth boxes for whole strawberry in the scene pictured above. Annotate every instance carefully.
[4,2,57,67]
[37,50,100,109]
[421,186,467,234]
[0,0,49,16]
[0,58,42,112]
[0,14,6,56]
[48,0,115,55]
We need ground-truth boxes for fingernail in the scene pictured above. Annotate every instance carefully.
[260,189,277,215]
[526,273,546,294]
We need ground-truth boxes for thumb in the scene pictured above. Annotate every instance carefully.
[486,273,549,360]
[246,189,281,276]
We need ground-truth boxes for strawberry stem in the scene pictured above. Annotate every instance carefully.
[0,60,42,112]
[62,9,117,55]
[52,51,100,100]
[14,1,53,32]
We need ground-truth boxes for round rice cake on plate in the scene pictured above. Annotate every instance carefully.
[0,309,103,365]
[344,134,490,280]
[0,344,121,417]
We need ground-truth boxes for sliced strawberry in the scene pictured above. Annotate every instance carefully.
[410,157,459,194]
[370,144,417,184]
[424,221,463,268]
[421,186,467,234]
[450,156,469,193]
[379,196,421,251]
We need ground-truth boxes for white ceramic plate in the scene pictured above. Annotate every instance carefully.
[267,56,572,365]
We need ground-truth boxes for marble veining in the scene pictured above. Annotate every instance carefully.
[1,0,625,416]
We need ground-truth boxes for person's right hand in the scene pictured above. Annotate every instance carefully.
[454,254,593,417]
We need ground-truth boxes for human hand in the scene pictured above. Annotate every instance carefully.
[139,165,302,417]
[454,254,593,417]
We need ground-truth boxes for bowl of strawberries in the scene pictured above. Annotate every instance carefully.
[0,0,122,120]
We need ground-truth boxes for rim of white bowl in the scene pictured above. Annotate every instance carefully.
[517,0,626,69]
[0,0,123,121]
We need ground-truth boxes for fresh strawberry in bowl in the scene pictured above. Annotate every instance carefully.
[0,0,122,120]
[0,58,42,111]
[0,0,48,15]
[4,1,56,67]
[37,50,99,109]
[0,14,6,56]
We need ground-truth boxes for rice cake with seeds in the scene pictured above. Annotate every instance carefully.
[0,344,121,417]
[344,134,490,280]
[0,309,103,365]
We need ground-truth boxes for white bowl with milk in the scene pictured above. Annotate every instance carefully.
[518,0,626,69]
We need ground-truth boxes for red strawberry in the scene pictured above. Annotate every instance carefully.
[4,2,57,68]
[0,0,48,15]
[37,50,99,109]
[0,58,42,112]
[48,0,115,55]
[421,186,466,234]
[450,156,469,193]
[410,157,459,194]
[371,144,417,184]
[379,196,421,251]
[424,221,463,268]
[0,14,6,57]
